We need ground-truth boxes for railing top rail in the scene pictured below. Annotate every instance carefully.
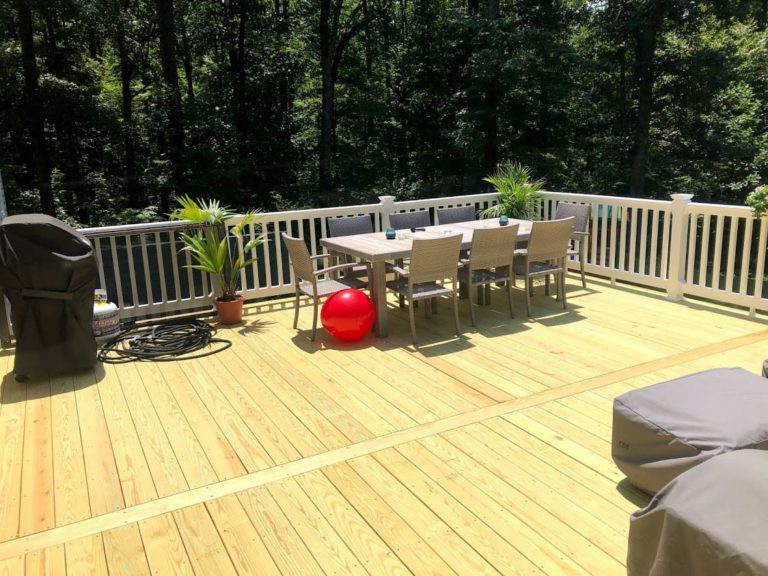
[540,191,674,207]
[80,219,195,238]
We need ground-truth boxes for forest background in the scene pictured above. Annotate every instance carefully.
[1,0,767,227]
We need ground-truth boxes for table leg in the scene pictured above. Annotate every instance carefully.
[371,261,388,337]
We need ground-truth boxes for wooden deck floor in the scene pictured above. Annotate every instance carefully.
[1,275,768,575]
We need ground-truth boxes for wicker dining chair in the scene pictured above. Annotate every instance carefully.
[437,205,476,225]
[388,211,432,230]
[513,217,574,317]
[282,233,370,341]
[459,225,519,326]
[554,202,591,288]
[386,234,463,343]
[326,215,375,279]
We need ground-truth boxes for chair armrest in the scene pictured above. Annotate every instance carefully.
[310,253,330,261]
[572,231,589,240]
[315,262,370,277]
[390,265,409,276]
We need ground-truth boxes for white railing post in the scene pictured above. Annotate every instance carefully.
[667,193,694,300]
[379,195,396,229]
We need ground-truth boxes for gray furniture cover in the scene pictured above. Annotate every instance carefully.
[612,367,768,494]
[0,214,97,380]
[628,449,768,576]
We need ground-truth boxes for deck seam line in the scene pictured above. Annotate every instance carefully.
[1,327,767,560]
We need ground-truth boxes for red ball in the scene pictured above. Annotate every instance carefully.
[321,289,376,342]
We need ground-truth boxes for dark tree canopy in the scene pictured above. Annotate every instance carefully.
[1,0,766,226]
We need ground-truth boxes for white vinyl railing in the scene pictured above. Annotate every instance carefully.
[76,191,768,323]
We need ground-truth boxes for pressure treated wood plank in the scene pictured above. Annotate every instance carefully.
[116,364,188,498]
[134,362,219,488]
[439,427,627,563]
[50,376,90,526]
[0,374,26,542]
[267,478,369,575]
[237,486,326,576]
[102,524,151,576]
[96,364,158,507]
[206,494,282,576]
[19,380,54,536]
[161,361,247,481]
[323,462,458,576]
[186,356,276,471]
[348,455,500,575]
[0,556,23,576]
[73,371,124,517]
[65,534,108,576]
[173,504,238,576]
[24,544,64,576]
[294,471,412,576]
[375,447,546,575]
[139,515,194,576]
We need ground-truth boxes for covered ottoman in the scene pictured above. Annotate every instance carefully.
[628,449,768,576]
[612,367,768,494]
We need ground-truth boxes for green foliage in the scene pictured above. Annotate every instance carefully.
[479,163,544,220]
[171,196,264,300]
[1,0,767,223]
[746,185,768,219]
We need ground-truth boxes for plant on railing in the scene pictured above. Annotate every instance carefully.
[171,195,263,323]
[478,162,544,220]
[746,184,768,218]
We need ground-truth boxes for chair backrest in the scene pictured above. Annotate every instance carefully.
[281,233,315,283]
[388,211,432,230]
[468,225,519,271]
[327,214,374,237]
[408,235,463,284]
[554,202,590,235]
[437,205,476,225]
[527,218,574,262]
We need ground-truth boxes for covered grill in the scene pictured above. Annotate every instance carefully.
[0,214,98,380]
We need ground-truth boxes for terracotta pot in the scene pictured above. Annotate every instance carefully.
[214,295,244,324]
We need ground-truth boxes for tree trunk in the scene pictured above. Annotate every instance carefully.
[481,0,499,176]
[229,0,248,163]
[155,0,185,215]
[16,0,55,216]
[179,12,195,105]
[116,13,141,208]
[629,3,664,197]
[318,0,335,201]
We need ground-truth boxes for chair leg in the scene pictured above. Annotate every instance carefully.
[311,297,319,341]
[506,281,514,318]
[468,282,476,327]
[525,275,532,317]
[580,244,587,288]
[408,297,417,344]
[453,289,460,335]
[293,291,301,329]
[561,269,568,310]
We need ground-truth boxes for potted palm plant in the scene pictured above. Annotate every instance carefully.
[171,195,263,324]
[479,162,544,220]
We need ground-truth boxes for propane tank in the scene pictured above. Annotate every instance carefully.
[93,290,120,343]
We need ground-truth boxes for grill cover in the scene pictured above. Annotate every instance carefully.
[0,214,97,379]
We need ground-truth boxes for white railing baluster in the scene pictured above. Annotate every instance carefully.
[725,216,738,293]
[712,215,725,291]
[94,237,107,291]
[685,213,698,284]
[618,205,627,272]
[649,210,659,278]
[109,236,125,310]
[698,214,711,287]
[140,234,153,307]
[753,219,767,304]
[739,217,753,297]
[638,208,648,276]
[169,230,182,304]
[154,231,168,306]
[629,207,639,274]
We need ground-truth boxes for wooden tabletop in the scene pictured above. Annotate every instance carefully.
[320,218,532,261]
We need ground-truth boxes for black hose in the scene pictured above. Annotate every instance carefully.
[97,319,231,364]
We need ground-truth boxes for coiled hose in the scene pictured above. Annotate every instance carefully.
[97,319,231,363]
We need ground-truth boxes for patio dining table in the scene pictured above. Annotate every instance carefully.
[320,218,532,337]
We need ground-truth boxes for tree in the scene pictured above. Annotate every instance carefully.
[15,0,55,215]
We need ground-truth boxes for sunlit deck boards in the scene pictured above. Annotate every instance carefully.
[1,275,767,575]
